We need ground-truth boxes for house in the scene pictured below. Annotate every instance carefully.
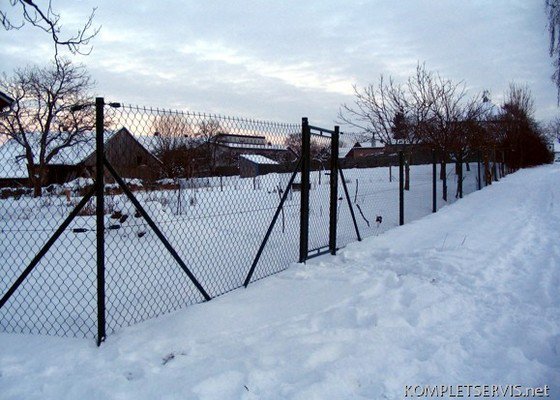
[0,128,163,188]
[342,141,385,159]
[82,128,163,181]
[199,133,293,175]
[0,90,14,114]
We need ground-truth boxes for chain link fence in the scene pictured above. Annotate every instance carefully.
[0,99,511,343]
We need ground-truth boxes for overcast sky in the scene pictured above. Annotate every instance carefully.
[0,1,557,127]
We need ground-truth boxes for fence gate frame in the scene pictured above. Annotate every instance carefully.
[299,118,360,262]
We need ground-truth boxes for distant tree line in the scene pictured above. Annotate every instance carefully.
[339,64,553,199]
[151,115,226,178]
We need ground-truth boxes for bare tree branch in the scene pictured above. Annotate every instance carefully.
[0,59,96,196]
[1,0,100,61]
[546,0,560,103]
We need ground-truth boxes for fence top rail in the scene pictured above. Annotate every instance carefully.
[111,102,300,130]
[308,125,336,136]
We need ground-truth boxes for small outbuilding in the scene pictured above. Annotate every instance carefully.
[239,154,279,178]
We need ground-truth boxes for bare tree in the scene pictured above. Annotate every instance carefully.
[194,119,227,173]
[153,114,195,151]
[339,75,402,187]
[0,59,95,196]
[152,114,196,178]
[338,76,409,146]
[340,63,486,198]
[497,83,551,168]
[195,119,223,144]
[545,116,560,142]
[338,65,430,189]
[546,0,560,102]
[284,132,325,158]
[409,65,485,200]
[1,0,100,61]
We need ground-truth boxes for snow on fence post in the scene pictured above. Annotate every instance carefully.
[95,97,106,346]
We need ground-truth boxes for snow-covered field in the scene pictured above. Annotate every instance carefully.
[0,164,557,399]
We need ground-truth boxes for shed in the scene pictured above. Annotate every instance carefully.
[239,154,279,178]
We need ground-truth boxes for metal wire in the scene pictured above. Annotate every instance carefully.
[0,102,507,340]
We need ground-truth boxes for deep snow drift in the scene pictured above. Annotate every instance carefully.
[0,165,559,399]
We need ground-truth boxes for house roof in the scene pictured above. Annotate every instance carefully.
[0,133,104,178]
[355,140,385,149]
[339,147,354,158]
[240,154,279,165]
[0,127,160,179]
[0,90,14,111]
[210,133,286,151]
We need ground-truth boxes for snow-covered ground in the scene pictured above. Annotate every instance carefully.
[1,164,558,399]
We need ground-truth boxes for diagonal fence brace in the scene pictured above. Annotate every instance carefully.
[103,157,211,302]
[339,168,362,242]
[243,157,303,287]
[0,186,97,309]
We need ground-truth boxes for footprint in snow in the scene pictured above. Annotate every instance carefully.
[124,369,144,381]
[162,351,188,366]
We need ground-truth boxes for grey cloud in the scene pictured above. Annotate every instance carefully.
[0,0,557,126]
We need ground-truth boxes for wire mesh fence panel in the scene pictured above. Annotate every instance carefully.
[102,104,301,331]
[403,160,433,224]
[248,173,301,282]
[0,109,98,337]
[461,156,480,197]
[337,165,400,246]
[1,100,518,340]
[306,132,333,256]
[100,189,206,334]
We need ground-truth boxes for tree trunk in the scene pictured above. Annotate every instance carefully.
[31,165,46,197]
[484,153,492,186]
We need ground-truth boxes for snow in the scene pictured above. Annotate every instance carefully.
[0,164,558,399]
[240,154,279,165]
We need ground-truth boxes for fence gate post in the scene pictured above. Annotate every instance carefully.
[457,152,463,199]
[299,117,311,263]
[432,149,437,213]
[399,151,404,226]
[95,97,106,346]
[329,126,339,255]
